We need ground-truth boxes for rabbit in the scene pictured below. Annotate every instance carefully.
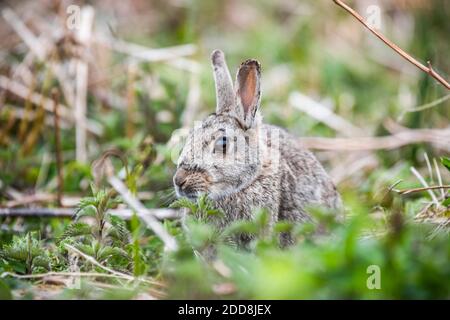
[173,50,342,247]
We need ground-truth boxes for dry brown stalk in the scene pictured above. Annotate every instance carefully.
[3,104,71,129]
[52,89,64,207]
[18,79,36,142]
[299,126,450,151]
[0,207,180,220]
[74,6,95,164]
[0,76,103,135]
[333,0,450,90]
[396,185,450,195]
[1,271,165,288]
[0,108,16,145]
[96,36,197,62]
[107,175,178,252]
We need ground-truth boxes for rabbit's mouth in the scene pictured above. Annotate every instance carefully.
[173,166,212,200]
[175,187,207,200]
[175,186,195,199]
[173,176,209,200]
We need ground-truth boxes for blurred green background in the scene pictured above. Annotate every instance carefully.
[0,0,449,299]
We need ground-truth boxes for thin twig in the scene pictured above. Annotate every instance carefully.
[299,126,450,151]
[424,152,434,183]
[0,207,180,220]
[1,271,164,287]
[4,192,56,208]
[64,244,153,284]
[396,185,450,195]
[397,94,450,120]
[333,0,450,90]
[433,158,445,199]
[65,243,130,278]
[96,35,197,62]
[410,167,439,206]
[108,176,178,252]
[65,241,166,293]
[379,179,403,202]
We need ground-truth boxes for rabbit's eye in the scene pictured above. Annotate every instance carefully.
[213,136,227,154]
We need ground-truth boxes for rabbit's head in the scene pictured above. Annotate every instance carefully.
[174,50,268,200]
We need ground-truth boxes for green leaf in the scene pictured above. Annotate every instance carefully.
[32,255,51,271]
[441,157,450,172]
[131,239,146,276]
[442,197,450,207]
[222,220,259,237]
[75,243,96,257]
[0,280,12,300]
[274,221,294,233]
[108,215,131,245]
[130,213,141,236]
[7,260,27,274]
[170,197,197,213]
[97,246,131,264]
[206,209,222,216]
[0,232,53,274]
[75,203,97,220]
[57,222,92,243]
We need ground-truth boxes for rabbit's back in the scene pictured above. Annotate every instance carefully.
[213,123,341,228]
[269,124,342,223]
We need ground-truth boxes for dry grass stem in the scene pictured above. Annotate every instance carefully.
[333,0,450,90]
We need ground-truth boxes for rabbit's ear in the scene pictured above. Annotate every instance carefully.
[235,59,261,129]
[211,50,235,114]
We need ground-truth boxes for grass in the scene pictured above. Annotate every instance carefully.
[0,0,449,299]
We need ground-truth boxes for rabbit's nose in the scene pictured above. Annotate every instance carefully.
[173,168,188,188]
